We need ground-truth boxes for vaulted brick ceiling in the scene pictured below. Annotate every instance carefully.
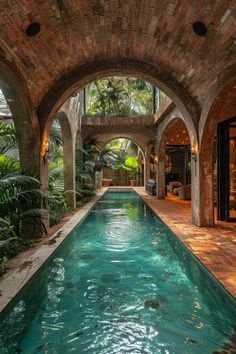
[165,119,190,145]
[0,0,235,109]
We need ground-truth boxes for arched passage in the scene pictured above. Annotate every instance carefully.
[156,109,197,222]
[95,137,144,187]
[199,66,236,225]
[38,64,199,224]
[82,130,149,154]
[38,59,200,150]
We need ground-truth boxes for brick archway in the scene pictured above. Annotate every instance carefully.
[199,66,236,226]
[99,136,145,155]
[37,58,200,140]
[156,113,193,200]
[82,129,150,154]
[98,136,145,187]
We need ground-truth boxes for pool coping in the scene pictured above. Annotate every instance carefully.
[133,187,236,301]
[0,189,108,315]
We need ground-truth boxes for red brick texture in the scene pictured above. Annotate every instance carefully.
[0,0,235,111]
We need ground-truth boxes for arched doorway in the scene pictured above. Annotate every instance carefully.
[156,117,192,209]
[200,71,236,225]
[217,117,236,221]
[37,59,199,148]
[98,138,144,187]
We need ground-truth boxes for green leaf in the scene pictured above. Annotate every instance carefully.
[125,156,139,168]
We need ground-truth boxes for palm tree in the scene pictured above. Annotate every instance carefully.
[85,77,154,116]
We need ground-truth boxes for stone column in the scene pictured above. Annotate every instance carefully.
[197,152,214,226]
[59,117,76,209]
[156,148,166,199]
[63,141,76,208]
[144,145,151,188]
[191,155,201,226]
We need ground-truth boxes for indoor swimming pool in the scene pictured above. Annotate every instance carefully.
[0,190,235,353]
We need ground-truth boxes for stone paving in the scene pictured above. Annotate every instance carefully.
[134,187,236,299]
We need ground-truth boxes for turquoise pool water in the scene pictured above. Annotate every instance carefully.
[0,190,236,353]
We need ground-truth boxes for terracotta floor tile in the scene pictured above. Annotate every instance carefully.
[134,187,236,299]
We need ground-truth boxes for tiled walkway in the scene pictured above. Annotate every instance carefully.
[134,187,236,299]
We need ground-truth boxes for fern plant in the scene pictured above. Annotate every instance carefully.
[0,173,58,237]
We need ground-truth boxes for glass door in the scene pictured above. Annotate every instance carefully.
[229,123,236,220]
[217,117,236,221]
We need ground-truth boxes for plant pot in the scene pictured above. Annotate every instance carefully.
[130,179,137,186]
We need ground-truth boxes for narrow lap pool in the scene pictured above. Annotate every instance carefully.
[0,190,236,353]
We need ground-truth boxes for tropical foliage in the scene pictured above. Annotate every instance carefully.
[0,120,63,275]
[85,77,154,116]
[0,163,59,275]
[76,138,117,197]
[100,138,141,184]
[0,122,18,156]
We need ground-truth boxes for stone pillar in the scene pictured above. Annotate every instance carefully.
[145,154,151,180]
[59,117,76,209]
[197,152,214,226]
[156,148,166,199]
[144,145,151,188]
[11,110,45,237]
[16,121,47,238]
[190,155,200,226]
[63,141,76,208]
[189,149,214,227]
[39,154,50,232]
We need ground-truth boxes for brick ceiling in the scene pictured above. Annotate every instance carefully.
[165,119,190,145]
[0,0,235,109]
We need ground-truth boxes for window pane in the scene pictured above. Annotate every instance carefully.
[229,126,236,219]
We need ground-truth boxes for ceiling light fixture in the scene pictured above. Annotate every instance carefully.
[193,21,207,37]
[25,22,41,37]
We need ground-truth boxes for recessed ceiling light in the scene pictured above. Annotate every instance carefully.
[193,21,207,37]
[25,22,41,37]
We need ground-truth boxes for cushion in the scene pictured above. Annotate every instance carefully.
[168,181,182,193]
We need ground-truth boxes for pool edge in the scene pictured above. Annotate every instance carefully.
[134,187,236,303]
[0,188,108,315]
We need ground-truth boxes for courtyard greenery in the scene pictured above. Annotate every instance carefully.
[85,77,154,116]
[0,121,65,275]
[99,139,141,185]
[76,138,141,191]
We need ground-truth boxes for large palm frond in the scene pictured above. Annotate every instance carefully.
[0,155,20,178]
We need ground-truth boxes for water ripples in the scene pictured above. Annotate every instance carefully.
[1,193,234,354]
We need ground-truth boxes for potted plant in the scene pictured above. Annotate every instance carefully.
[124,156,139,186]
